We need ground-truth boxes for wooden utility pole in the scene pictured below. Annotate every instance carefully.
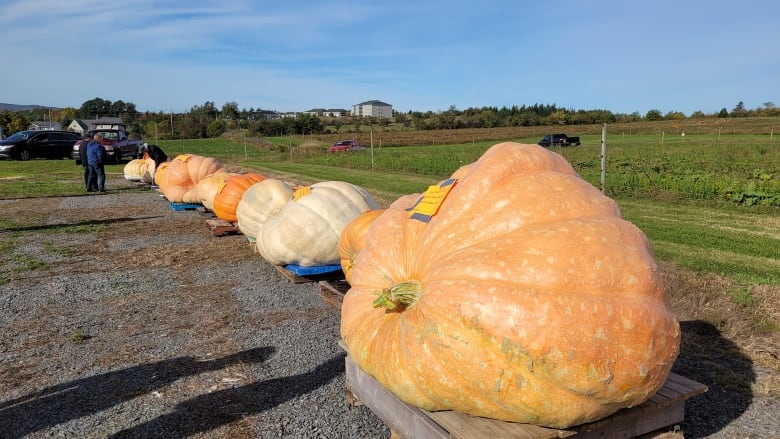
[600,123,607,194]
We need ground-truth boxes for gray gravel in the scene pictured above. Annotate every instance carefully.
[1,184,777,438]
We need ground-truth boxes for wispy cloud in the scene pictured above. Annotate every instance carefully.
[1,0,777,114]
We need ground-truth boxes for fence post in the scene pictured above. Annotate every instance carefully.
[601,123,607,194]
[370,128,375,169]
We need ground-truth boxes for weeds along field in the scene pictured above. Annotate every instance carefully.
[258,133,780,207]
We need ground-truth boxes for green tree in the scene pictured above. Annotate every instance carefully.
[80,98,113,118]
[690,110,707,119]
[664,111,685,120]
[1,112,31,134]
[59,107,79,127]
[731,101,748,117]
[547,110,570,125]
[207,119,226,138]
[222,101,239,120]
[717,108,729,118]
[645,109,663,121]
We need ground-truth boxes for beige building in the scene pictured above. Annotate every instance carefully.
[351,100,393,118]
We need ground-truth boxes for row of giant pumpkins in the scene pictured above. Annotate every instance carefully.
[124,143,681,429]
[124,153,379,267]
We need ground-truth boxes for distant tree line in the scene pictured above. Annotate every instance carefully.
[1,98,777,139]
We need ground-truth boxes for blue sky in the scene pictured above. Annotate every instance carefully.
[1,0,777,115]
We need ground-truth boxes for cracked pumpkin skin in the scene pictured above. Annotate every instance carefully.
[340,142,680,428]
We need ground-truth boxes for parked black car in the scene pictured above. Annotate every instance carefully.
[0,130,82,160]
[538,133,581,147]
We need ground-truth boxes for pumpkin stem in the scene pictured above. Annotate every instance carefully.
[373,281,421,310]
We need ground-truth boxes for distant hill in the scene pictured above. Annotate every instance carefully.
[0,103,59,112]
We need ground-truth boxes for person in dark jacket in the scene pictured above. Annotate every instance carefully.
[79,133,97,192]
[142,143,168,185]
[86,133,109,193]
[144,143,168,169]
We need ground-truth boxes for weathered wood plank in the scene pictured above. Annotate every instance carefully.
[319,280,350,308]
[344,353,707,439]
[204,218,241,236]
[345,356,450,439]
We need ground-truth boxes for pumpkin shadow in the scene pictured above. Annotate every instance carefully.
[0,346,276,439]
[0,215,165,233]
[107,353,347,438]
[672,320,755,438]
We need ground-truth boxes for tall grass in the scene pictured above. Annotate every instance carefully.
[259,134,779,206]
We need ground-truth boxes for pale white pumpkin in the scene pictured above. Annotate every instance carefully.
[236,179,295,240]
[256,181,379,266]
[123,159,155,182]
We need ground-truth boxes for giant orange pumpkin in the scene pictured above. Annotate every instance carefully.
[340,142,680,428]
[154,161,170,192]
[212,173,265,222]
[195,170,238,211]
[158,154,224,203]
[337,209,384,283]
[166,154,224,187]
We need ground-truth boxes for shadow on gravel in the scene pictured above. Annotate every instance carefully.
[672,320,755,438]
[0,215,164,233]
[0,346,276,439]
[108,353,347,438]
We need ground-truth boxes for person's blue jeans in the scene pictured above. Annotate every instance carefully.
[88,163,106,192]
[83,165,97,191]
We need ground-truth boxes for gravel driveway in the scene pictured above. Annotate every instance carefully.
[0,177,777,438]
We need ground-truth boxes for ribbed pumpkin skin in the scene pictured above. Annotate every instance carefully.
[257,181,379,266]
[154,161,171,193]
[235,179,294,240]
[167,154,224,187]
[158,154,224,203]
[338,209,384,283]
[340,142,680,428]
[212,173,266,222]
[195,170,237,211]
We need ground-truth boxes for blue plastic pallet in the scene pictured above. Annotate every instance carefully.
[169,201,202,211]
[285,264,342,276]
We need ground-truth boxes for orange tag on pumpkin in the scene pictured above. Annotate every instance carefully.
[293,186,312,201]
[407,178,457,222]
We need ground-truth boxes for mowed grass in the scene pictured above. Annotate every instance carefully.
[617,200,779,286]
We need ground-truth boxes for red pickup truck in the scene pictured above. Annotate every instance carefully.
[72,128,143,164]
[329,140,365,152]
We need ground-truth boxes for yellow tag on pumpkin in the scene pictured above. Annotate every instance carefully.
[174,154,192,163]
[216,178,228,194]
[407,178,457,222]
[293,186,312,201]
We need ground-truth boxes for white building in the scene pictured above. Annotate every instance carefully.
[351,100,393,118]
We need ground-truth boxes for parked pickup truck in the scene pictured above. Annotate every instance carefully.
[537,133,581,147]
[72,127,143,164]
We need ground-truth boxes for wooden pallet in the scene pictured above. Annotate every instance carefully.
[205,218,242,236]
[344,355,707,439]
[319,280,350,308]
